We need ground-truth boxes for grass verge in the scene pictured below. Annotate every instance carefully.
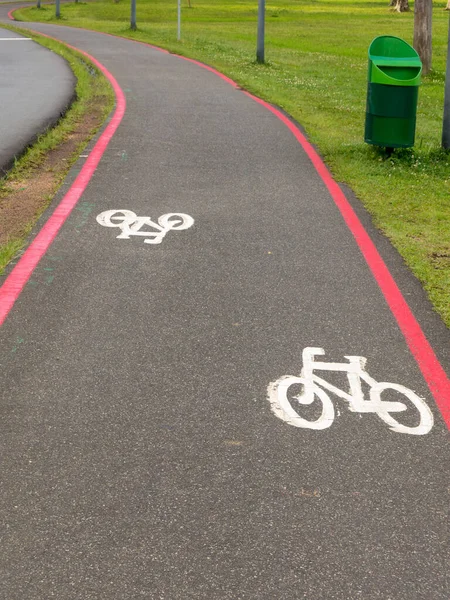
[0,23,114,274]
[12,0,450,326]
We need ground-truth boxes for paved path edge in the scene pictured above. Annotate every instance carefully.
[0,22,76,174]
[2,16,449,428]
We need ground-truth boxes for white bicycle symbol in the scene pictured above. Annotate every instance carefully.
[96,209,194,244]
[267,347,434,435]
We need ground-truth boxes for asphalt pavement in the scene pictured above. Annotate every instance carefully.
[0,25,75,174]
[0,7,449,600]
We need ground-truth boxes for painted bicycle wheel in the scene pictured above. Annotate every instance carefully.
[370,382,434,435]
[267,376,335,430]
[158,213,194,231]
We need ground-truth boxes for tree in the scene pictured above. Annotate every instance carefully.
[446,0,450,10]
[390,0,410,13]
[414,0,432,74]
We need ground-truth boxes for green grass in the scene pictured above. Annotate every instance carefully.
[0,24,114,273]
[14,0,450,325]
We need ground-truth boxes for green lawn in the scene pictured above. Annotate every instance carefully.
[15,0,450,325]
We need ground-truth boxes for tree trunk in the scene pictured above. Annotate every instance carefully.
[414,0,432,74]
[391,0,409,12]
[446,0,450,11]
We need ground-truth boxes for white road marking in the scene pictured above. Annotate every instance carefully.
[96,209,194,244]
[268,347,434,435]
[0,38,32,41]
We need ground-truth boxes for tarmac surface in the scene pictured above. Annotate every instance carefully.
[0,7,449,600]
[0,25,75,174]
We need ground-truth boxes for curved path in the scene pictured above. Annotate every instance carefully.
[0,25,75,174]
[0,8,449,599]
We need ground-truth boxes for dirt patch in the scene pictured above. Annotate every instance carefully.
[0,102,105,247]
[431,251,450,270]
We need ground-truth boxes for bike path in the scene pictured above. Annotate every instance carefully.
[0,25,75,174]
[0,13,449,600]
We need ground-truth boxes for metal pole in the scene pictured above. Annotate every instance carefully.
[130,0,137,31]
[37,0,41,8]
[55,0,60,18]
[177,0,181,41]
[256,0,265,63]
[442,12,450,149]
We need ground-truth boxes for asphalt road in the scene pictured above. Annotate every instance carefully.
[0,25,75,174]
[0,8,449,600]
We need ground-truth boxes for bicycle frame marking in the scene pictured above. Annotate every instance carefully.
[268,347,434,435]
[96,210,194,244]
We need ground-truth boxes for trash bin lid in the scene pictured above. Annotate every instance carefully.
[368,36,421,86]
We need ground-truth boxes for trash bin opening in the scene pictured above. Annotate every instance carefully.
[375,65,421,81]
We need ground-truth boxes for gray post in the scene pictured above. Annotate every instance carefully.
[55,0,60,17]
[443,12,450,149]
[177,0,181,41]
[37,0,41,7]
[256,0,265,63]
[130,0,137,31]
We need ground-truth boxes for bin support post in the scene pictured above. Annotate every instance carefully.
[442,12,450,149]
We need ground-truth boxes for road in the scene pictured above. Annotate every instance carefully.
[0,25,75,174]
[0,7,449,599]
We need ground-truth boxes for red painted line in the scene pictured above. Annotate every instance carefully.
[2,17,449,426]
[0,34,126,326]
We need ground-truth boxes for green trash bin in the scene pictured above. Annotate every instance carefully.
[365,36,422,149]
